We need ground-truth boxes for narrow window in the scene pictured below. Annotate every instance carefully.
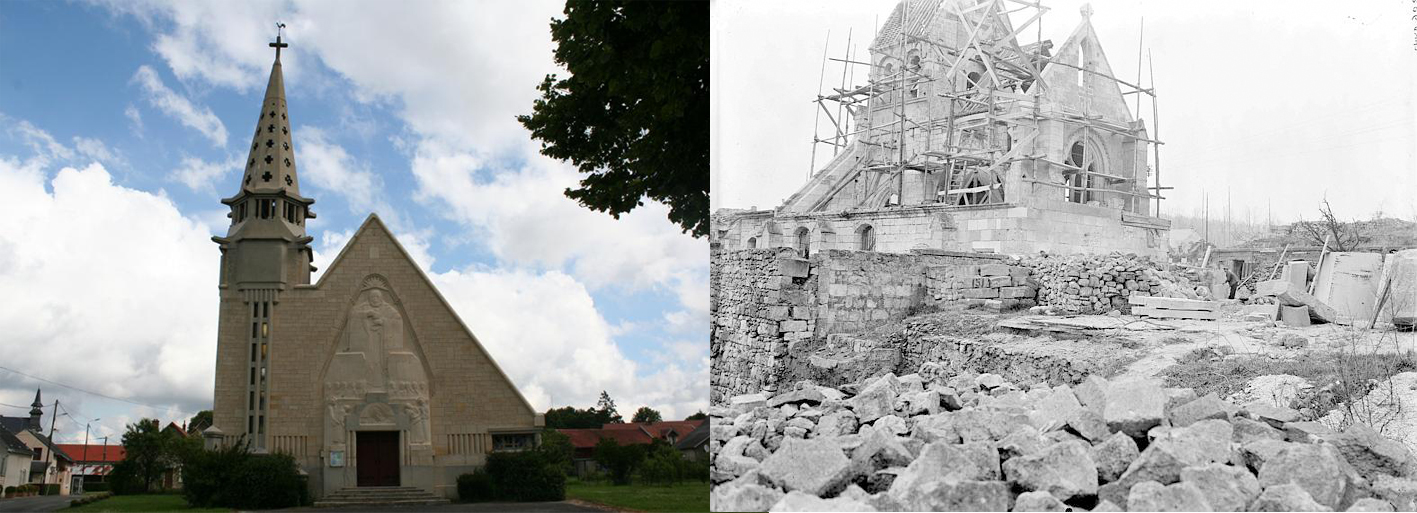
[796,228,811,258]
[860,225,875,251]
[747,237,757,249]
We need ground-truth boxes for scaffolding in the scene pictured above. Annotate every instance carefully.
[807,0,1170,217]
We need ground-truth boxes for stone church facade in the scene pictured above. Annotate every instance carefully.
[714,0,1170,258]
[207,39,541,499]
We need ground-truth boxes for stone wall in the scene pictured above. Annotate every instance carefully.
[711,247,1016,403]
[1021,252,1211,314]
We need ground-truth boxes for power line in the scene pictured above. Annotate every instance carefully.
[0,365,170,411]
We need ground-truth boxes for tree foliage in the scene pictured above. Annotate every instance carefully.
[685,411,708,421]
[118,419,180,493]
[187,410,213,432]
[1294,198,1369,252]
[593,437,645,486]
[596,391,623,424]
[631,406,662,423]
[517,0,709,237]
[538,429,574,475]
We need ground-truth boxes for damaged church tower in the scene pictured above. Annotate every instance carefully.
[714,0,1170,257]
[209,34,542,501]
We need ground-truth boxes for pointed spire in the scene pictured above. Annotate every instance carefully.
[29,389,42,431]
[236,32,302,198]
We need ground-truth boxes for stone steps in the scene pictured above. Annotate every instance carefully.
[314,486,450,508]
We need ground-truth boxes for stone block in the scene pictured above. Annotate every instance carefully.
[964,287,1000,299]
[759,437,852,496]
[1104,379,1168,438]
[777,257,811,278]
[1002,440,1098,500]
[1256,443,1350,509]
[1240,303,1281,321]
[1324,422,1417,480]
[1248,483,1329,512]
[1000,285,1036,299]
[980,263,1011,276]
[1179,463,1260,512]
[1281,305,1312,327]
[1126,481,1212,512]
[986,275,1012,287]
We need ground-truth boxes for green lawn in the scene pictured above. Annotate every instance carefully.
[66,494,229,512]
[565,479,708,512]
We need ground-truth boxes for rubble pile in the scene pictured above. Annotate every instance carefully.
[709,365,1417,512]
[1022,253,1211,314]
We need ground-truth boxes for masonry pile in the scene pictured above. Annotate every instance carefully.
[1023,252,1211,315]
[930,262,1038,311]
[709,365,1417,512]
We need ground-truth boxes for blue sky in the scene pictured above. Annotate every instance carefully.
[0,0,707,442]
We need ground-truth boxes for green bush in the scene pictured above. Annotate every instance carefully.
[181,439,309,509]
[84,481,111,492]
[39,483,60,495]
[593,438,645,485]
[486,451,565,501]
[108,459,146,495]
[3,485,14,497]
[457,469,496,503]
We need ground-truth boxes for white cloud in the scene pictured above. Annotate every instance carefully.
[131,65,229,147]
[0,155,219,429]
[297,127,381,213]
[73,137,125,169]
[429,267,706,419]
[124,104,144,134]
[171,155,240,193]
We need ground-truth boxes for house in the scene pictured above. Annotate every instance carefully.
[0,390,74,495]
[673,421,709,461]
[0,424,34,494]
[557,420,708,477]
[57,444,125,490]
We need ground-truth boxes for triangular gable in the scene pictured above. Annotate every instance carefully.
[313,213,538,416]
[1040,18,1133,124]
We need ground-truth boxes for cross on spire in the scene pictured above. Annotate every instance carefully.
[269,22,289,60]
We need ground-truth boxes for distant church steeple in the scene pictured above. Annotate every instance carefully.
[213,27,317,290]
[29,389,42,430]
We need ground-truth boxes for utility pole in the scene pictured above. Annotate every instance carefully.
[44,400,57,488]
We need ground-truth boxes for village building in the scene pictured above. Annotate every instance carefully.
[0,390,74,495]
[557,420,705,477]
[56,443,123,491]
[0,425,34,493]
[713,0,1170,258]
[205,37,541,501]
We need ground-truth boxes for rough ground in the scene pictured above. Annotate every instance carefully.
[709,367,1417,512]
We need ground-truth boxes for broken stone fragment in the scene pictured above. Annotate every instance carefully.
[768,387,826,408]
[1092,499,1124,512]
[1240,438,1294,473]
[1250,483,1333,512]
[849,427,913,473]
[758,437,853,496]
[975,373,1007,390]
[1075,375,1109,413]
[893,479,1012,512]
[710,481,784,513]
[1112,420,1229,492]
[909,413,960,444]
[1092,431,1141,483]
[815,410,857,438]
[1029,385,1083,432]
[872,414,907,436]
[998,425,1047,461]
[1066,407,1112,443]
[1012,490,1068,512]
[1169,392,1236,427]
[1126,480,1212,512]
[1323,423,1417,480]
[850,374,901,424]
[715,454,761,480]
[711,421,741,443]
[1002,439,1099,500]
[767,490,877,512]
[1257,443,1352,509]
[730,393,768,413]
[1346,498,1397,512]
[1371,474,1417,510]
[1286,421,1339,443]
[888,440,1000,495]
[1243,402,1302,428]
[1232,416,1286,444]
[1104,378,1168,438]
[1180,463,1261,512]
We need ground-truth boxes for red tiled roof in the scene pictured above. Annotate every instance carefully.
[56,444,125,463]
[601,420,705,440]
[557,428,655,449]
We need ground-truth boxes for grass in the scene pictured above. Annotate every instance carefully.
[565,478,708,512]
[1160,347,1417,415]
[66,494,228,512]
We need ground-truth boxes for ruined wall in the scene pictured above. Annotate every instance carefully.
[710,248,817,403]
[1021,252,1210,314]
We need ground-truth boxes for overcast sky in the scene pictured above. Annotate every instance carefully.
[0,0,706,442]
[712,0,1417,224]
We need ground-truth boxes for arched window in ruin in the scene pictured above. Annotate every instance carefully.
[859,225,876,251]
[795,227,811,258]
[966,71,982,90]
[746,237,757,249]
[881,61,895,80]
[952,168,1004,206]
[907,50,921,71]
[1065,140,1099,204]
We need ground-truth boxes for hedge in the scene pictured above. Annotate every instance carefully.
[182,439,309,509]
[457,451,564,502]
[84,481,111,492]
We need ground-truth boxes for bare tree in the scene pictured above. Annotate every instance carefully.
[1293,198,1368,251]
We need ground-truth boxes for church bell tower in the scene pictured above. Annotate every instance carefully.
[211,32,315,451]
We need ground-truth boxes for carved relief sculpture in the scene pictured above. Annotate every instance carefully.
[403,399,430,445]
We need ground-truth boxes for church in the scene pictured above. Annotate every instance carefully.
[713,0,1171,258]
[205,36,542,500]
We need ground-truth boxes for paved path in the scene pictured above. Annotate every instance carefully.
[0,495,74,513]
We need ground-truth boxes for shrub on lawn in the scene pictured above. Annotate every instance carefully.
[456,469,496,502]
[84,482,111,492]
[182,438,309,509]
[39,483,60,495]
[457,450,565,502]
[637,442,685,485]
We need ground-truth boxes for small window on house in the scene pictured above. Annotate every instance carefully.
[882,62,895,80]
[860,225,876,251]
[1065,141,1094,204]
[33,448,42,460]
[492,433,535,452]
[908,52,921,71]
[796,227,811,258]
[747,237,757,249]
